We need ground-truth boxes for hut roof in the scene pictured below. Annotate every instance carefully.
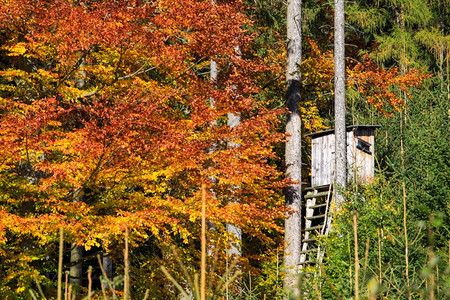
[304,125,381,138]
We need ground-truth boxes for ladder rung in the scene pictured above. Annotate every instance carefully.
[302,238,316,243]
[304,191,330,199]
[304,185,331,192]
[306,214,326,220]
[309,203,327,209]
[303,186,316,192]
[305,225,323,231]
[299,260,317,265]
[300,248,318,254]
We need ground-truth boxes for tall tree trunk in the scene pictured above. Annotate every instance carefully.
[70,243,83,288]
[227,112,242,258]
[284,0,302,293]
[70,188,84,289]
[70,55,87,289]
[102,253,113,289]
[334,0,346,206]
[226,45,243,259]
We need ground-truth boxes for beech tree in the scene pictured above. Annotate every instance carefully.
[0,0,438,297]
[0,0,286,296]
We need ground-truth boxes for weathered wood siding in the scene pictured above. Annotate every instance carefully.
[311,133,335,186]
[310,126,378,187]
[349,127,376,183]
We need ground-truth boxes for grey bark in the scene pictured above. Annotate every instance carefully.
[102,253,113,289]
[226,223,242,257]
[284,0,302,292]
[70,189,84,288]
[203,57,220,261]
[75,55,87,89]
[334,0,347,206]
[210,59,218,85]
[209,64,243,258]
[209,59,218,126]
[226,46,243,259]
[103,254,113,278]
[227,112,242,258]
[70,243,83,287]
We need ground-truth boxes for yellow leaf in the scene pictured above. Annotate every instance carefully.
[5,43,27,56]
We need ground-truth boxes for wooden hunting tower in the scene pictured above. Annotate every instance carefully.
[306,125,381,187]
[300,125,380,266]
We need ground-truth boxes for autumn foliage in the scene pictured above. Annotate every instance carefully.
[347,55,430,116]
[0,0,286,295]
[0,0,433,297]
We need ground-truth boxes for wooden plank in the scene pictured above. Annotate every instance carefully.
[302,238,316,243]
[302,196,316,253]
[348,130,357,182]
[304,191,330,199]
[306,214,326,220]
[300,248,318,254]
[310,203,327,209]
[311,138,316,185]
[329,133,335,185]
[304,225,323,231]
[312,136,321,186]
[304,185,329,192]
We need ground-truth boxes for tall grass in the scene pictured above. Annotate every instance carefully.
[159,184,242,299]
[30,184,242,299]
[30,226,148,300]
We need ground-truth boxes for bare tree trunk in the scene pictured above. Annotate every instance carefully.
[334,0,346,206]
[70,243,83,287]
[227,112,242,258]
[204,57,219,261]
[102,253,113,290]
[284,0,302,293]
[69,55,88,290]
[70,191,83,289]
[226,45,243,259]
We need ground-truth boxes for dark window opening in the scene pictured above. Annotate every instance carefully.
[356,138,372,154]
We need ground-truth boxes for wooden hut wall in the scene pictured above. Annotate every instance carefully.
[311,133,335,186]
[347,130,356,183]
[311,127,376,187]
[351,127,376,183]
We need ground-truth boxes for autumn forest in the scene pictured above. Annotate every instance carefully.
[0,0,448,299]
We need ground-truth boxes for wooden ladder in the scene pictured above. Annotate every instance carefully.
[299,184,333,267]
